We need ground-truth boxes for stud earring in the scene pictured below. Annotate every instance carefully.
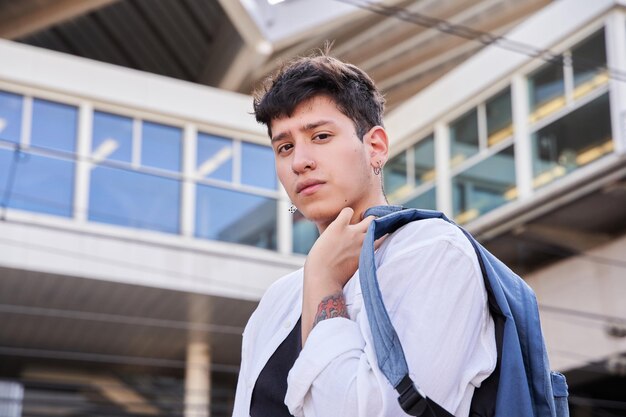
[288,203,297,214]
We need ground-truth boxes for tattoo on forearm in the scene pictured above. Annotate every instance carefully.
[313,291,349,327]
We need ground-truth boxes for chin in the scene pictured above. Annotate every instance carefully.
[299,203,344,225]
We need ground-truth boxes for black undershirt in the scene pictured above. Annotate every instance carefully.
[250,317,302,417]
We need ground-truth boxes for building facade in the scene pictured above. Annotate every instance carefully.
[0,0,625,416]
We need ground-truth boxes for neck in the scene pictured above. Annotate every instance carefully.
[316,196,388,234]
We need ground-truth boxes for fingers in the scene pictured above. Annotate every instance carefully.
[326,207,353,232]
[339,207,354,219]
[374,234,388,250]
[335,207,376,230]
[353,214,375,235]
[360,214,375,227]
[329,207,377,234]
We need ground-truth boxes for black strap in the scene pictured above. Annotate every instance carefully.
[396,375,454,417]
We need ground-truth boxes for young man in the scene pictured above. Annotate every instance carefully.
[232,54,496,417]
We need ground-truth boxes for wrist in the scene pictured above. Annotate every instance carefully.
[303,263,342,288]
[312,290,349,328]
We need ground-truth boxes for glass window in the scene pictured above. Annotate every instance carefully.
[141,121,181,172]
[450,109,479,167]
[293,211,319,255]
[31,99,77,152]
[195,184,277,250]
[196,133,233,181]
[486,88,513,147]
[572,30,608,99]
[383,151,407,198]
[92,111,133,163]
[0,90,23,144]
[89,166,180,234]
[531,93,612,189]
[241,142,276,189]
[0,148,74,217]
[528,63,565,122]
[452,145,516,225]
[413,135,435,184]
[404,187,437,211]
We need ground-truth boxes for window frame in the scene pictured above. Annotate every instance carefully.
[384,133,437,207]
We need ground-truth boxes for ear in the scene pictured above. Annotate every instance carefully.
[363,126,389,168]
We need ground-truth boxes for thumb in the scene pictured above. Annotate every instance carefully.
[333,207,354,227]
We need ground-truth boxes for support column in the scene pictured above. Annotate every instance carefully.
[181,123,197,238]
[434,122,452,216]
[511,74,533,200]
[74,101,92,223]
[606,11,626,155]
[184,341,211,417]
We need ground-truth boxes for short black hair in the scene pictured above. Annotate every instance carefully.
[253,53,385,139]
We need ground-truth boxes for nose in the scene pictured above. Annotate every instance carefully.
[291,144,316,174]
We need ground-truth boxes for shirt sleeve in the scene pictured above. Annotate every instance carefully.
[232,345,249,417]
[285,224,497,417]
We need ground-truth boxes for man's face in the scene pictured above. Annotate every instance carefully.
[270,95,380,229]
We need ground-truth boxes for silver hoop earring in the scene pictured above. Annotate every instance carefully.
[288,204,297,214]
[373,161,382,176]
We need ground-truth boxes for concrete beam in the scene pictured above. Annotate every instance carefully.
[0,0,119,40]
[22,367,159,415]
[197,18,271,92]
[216,0,267,49]
[521,223,613,253]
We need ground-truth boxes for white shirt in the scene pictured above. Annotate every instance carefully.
[233,218,497,417]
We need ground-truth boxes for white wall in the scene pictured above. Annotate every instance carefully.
[527,233,626,372]
[0,213,302,301]
[0,38,266,142]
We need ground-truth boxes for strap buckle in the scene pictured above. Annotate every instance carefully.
[396,375,428,416]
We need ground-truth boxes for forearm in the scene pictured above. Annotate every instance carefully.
[301,267,349,345]
[299,208,375,345]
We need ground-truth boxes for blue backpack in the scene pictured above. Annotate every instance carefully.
[360,206,569,417]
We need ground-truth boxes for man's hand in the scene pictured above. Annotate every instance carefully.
[301,207,375,345]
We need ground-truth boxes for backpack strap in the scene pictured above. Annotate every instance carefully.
[359,206,454,417]
[396,375,457,416]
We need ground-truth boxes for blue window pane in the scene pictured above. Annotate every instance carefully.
[241,142,276,189]
[531,93,612,190]
[450,109,479,167]
[89,166,180,234]
[0,90,23,144]
[92,111,133,163]
[142,121,181,172]
[384,151,407,198]
[452,145,516,225]
[486,89,513,147]
[31,99,77,152]
[0,148,74,217]
[196,184,277,250]
[413,135,435,185]
[528,64,565,122]
[572,30,607,96]
[404,187,437,211]
[292,211,319,255]
[197,133,233,181]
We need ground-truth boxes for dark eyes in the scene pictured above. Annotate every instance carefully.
[277,143,293,154]
[276,133,330,154]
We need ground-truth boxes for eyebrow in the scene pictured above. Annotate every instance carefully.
[271,120,335,143]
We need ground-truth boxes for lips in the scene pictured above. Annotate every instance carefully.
[296,179,325,194]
